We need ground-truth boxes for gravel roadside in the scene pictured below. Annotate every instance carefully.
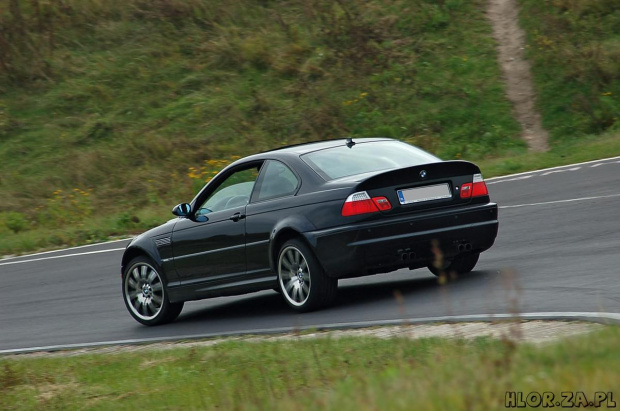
[4,321,601,359]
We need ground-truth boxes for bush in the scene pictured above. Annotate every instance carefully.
[3,211,29,234]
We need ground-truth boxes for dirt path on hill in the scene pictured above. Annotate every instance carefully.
[487,0,549,152]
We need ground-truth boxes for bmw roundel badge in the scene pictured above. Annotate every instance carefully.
[420,170,427,179]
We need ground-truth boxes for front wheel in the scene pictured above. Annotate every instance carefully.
[277,239,337,312]
[428,252,480,277]
[122,256,184,326]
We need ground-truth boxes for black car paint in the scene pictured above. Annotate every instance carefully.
[121,138,498,304]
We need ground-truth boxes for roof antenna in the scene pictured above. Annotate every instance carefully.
[346,138,356,148]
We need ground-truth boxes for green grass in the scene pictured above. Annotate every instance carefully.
[477,129,620,177]
[518,0,620,143]
[0,0,522,255]
[0,325,618,410]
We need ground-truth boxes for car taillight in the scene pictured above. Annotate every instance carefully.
[460,183,472,199]
[472,173,488,196]
[342,192,392,216]
[461,174,488,199]
[372,196,392,211]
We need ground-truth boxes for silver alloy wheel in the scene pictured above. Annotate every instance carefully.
[124,262,165,321]
[278,246,311,307]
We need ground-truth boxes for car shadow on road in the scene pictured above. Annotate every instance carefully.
[175,269,493,325]
[336,269,490,306]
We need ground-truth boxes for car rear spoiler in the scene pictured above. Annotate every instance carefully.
[356,160,482,191]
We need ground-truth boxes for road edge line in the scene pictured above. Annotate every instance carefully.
[485,155,620,182]
[1,238,133,261]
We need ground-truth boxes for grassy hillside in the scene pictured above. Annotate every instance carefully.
[0,0,618,254]
[0,0,523,253]
[519,0,620,142]
[1,325,618,410]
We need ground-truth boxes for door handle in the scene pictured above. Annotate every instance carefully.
[229,212,246,222]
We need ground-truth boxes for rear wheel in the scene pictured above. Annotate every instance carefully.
[122,256,184,326]
[277,239,337,312]
[428,252,480,277]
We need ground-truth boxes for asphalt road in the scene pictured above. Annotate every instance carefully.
[2,157,620,352]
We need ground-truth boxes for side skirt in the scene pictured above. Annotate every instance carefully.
[167,275,278,303]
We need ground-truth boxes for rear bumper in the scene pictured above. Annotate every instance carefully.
[303,203,498,278]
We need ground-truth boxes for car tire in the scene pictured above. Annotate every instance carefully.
[122,256,184,326]
[428,252,480,277]
[277,239,337,312]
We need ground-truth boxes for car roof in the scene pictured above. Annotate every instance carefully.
[260,137,394,156]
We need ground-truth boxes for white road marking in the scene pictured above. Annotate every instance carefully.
[1,311,618,355]
[541,166,581,176]
[1,238,132,261]
[486,155,620,182]
[0,248,126,267]
[486,175,532,185]
[499,193,620,209]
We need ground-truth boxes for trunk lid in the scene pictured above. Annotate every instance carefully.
[354,161,486,215]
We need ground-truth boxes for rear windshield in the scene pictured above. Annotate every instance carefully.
[301,141,439,181]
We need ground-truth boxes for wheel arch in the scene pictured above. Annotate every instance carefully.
[268,216,321,274]
[121,245,161,276]
[270,228,301,272]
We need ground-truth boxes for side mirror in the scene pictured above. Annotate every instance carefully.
[172,203,191,217]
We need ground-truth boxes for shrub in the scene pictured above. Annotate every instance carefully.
[3,211,29,234]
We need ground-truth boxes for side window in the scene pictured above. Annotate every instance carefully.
[197,166,260,214]
[254,161,299,202]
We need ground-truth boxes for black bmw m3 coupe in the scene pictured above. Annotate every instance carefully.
[121,138,498,325]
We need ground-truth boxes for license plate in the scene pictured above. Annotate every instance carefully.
[397,183,452,205]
